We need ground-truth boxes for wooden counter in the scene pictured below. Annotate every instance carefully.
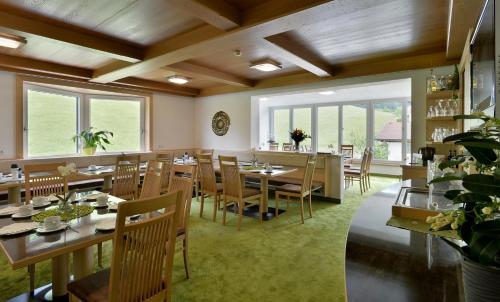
[400,164,427,180]
[345,179,463,301]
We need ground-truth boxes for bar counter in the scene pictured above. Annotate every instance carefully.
[345,179,463,301]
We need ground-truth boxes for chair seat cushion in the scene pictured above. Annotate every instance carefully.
[345,169,361,175]
[243,187,261,198]
[67,268,110,302]
[276,184,302,193]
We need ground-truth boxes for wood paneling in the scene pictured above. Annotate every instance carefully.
[167,0,240,31]
[136,69,218,89]
[447,0,485,59]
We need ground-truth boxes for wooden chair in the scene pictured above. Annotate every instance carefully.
[345,148,371,194]
[24,162,68,293]
[67,191,183,302]
[275,155,317,224]
[196,149,214,156]
[218,155,263,230]
[282,143,293,151]
[139,160,166,199]
[112,155,140,200]
[168,164,196,279]
[157,151,173,193]
[269,143,279,151]
[197,153,223,221]
[341,144,354,168]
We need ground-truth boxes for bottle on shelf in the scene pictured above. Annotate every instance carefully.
[427,69,438,93]
[447,150,453,161]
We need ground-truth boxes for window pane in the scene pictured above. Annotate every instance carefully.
[342,105,367,158]
[273,109,290,145]
[90,98,141,152]
[27,90,77,157]
[317,106,339,152]
[374,102,403,161]
[406,103,412,161]
[293,107,312,145]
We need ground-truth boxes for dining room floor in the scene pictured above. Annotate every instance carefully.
[0,176,399,302]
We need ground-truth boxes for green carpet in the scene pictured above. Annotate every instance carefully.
[0,176,398,301]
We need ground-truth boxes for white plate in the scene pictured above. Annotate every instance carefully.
[0,222,38,236]
[95,219,116,231]
[31,201,52,208]
[273,165,284,169]
[0,206,19,217]
[108,203,118,211]
[36,223,68,234]
[12,210,41,219]
[93,203,109,208]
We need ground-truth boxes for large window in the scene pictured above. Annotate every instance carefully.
[269,99,411,162]
[24,84,145,158]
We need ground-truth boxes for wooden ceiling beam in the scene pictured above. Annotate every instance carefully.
[166,0,240,30]
[163,61,253,87]
[0,54,198,96]
[264,32,334,77]
[91,0,346,83]
[0,9,143,63]
[446,0,484,59]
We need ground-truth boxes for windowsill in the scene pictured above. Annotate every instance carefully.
[24,151,151,160]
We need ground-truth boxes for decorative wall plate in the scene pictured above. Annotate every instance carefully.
[212,111,230,136]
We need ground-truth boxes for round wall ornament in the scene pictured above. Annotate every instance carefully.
[212,111,230,136]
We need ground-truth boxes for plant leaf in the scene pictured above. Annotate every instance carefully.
[474,220,500,237]
[456,139,500,150]
[444,189,463,200]
[479,239,500,266]
[452,192,492,204]
[462,174,500,196]
[464,146,497,165]
[443,131,481,142]
[438,158,465,170]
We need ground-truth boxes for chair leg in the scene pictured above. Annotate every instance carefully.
[275,192,279,218]
[359,178,363,194]
[199,192,205,218]
[300,197,305,224]
[28,264,35,294]
[97,243,103,268]
[368,174,371,188]
[259,197,263,224]
[237,201,243,231]
[222,198,227,226]
[212,194,218,222]
[183,237,190,279]
[308,194,313,218]
[195,182,199,202]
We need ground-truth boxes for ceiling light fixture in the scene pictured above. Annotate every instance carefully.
[0,33,26,49]
[318,90,335,95]
[249,59,282,72]
[166,75,189,85]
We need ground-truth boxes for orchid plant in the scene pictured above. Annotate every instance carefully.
[427,112,500,268]
[56,163,77,211]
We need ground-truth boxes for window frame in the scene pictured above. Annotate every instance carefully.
[23,83,146,158]
[268,97,411,163]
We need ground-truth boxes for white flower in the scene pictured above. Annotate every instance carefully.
[481,207,493,215]
[451,222,459,230]
[58,163,76,177]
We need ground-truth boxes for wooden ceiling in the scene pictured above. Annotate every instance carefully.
[0,0,484,97]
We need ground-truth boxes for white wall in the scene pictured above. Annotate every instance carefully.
[152,93,195,150]
[0,71,16,159]
[194,66,454,153]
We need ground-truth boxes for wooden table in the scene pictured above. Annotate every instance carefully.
[0,191,125,301]
[345,179,463,301]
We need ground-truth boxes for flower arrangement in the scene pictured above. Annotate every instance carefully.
[56,163,77,212]
[290,128,310,143]
[426,112,500,268]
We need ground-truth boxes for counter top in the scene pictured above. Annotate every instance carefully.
[345,179,463,301]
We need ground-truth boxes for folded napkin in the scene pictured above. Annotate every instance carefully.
[0,206,19,216]
[0,222,38,236]
[83,192,108,200]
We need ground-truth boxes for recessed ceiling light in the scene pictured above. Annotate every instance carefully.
[318,90,335,95]
[259,97,269,101]
[166,75,189,85]
[0,33,26,49]
[249,59,282,72]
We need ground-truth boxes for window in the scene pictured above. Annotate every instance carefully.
[317,106,339,152]
[342,104,367,158]
[272,109,290,145]
[292,107,312,145]
[373,102,403,161]
[24,84,146,158]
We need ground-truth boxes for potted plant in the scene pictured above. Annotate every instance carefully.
[73,127,113,155]
[427,112,500,301]
[290,128,310,151]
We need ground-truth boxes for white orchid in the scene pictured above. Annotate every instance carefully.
[481,207,493,215]
[57,163,76,177]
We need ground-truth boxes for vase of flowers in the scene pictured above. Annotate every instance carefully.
[290,129,310,152]
[56,164,77,213]
[427,112,500,301]
[73,127,113,156]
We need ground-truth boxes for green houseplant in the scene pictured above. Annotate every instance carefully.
[73,127,113,155]
[428,112,500,301]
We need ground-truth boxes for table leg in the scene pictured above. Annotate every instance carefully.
[260,178,269,212]
[51,254,69,298]
[102,175,113,191]
[73,247,94,279]
[8,186,21,204]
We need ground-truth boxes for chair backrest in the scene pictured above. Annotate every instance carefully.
[282,143,293,151]
[108,191,182,302]
[168,164,195,231]
[197,149,214,156]
[24,162,68,204]
[269,143,279,151]
[218,155,242,199]
[301,155,317,194]
[156,152,173,193]
[197,153,217,194]
[364,147,373,174]
[140,160,166,199]
[341,145,354,158]
[359,148,370,175]
[113,156,140,200]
